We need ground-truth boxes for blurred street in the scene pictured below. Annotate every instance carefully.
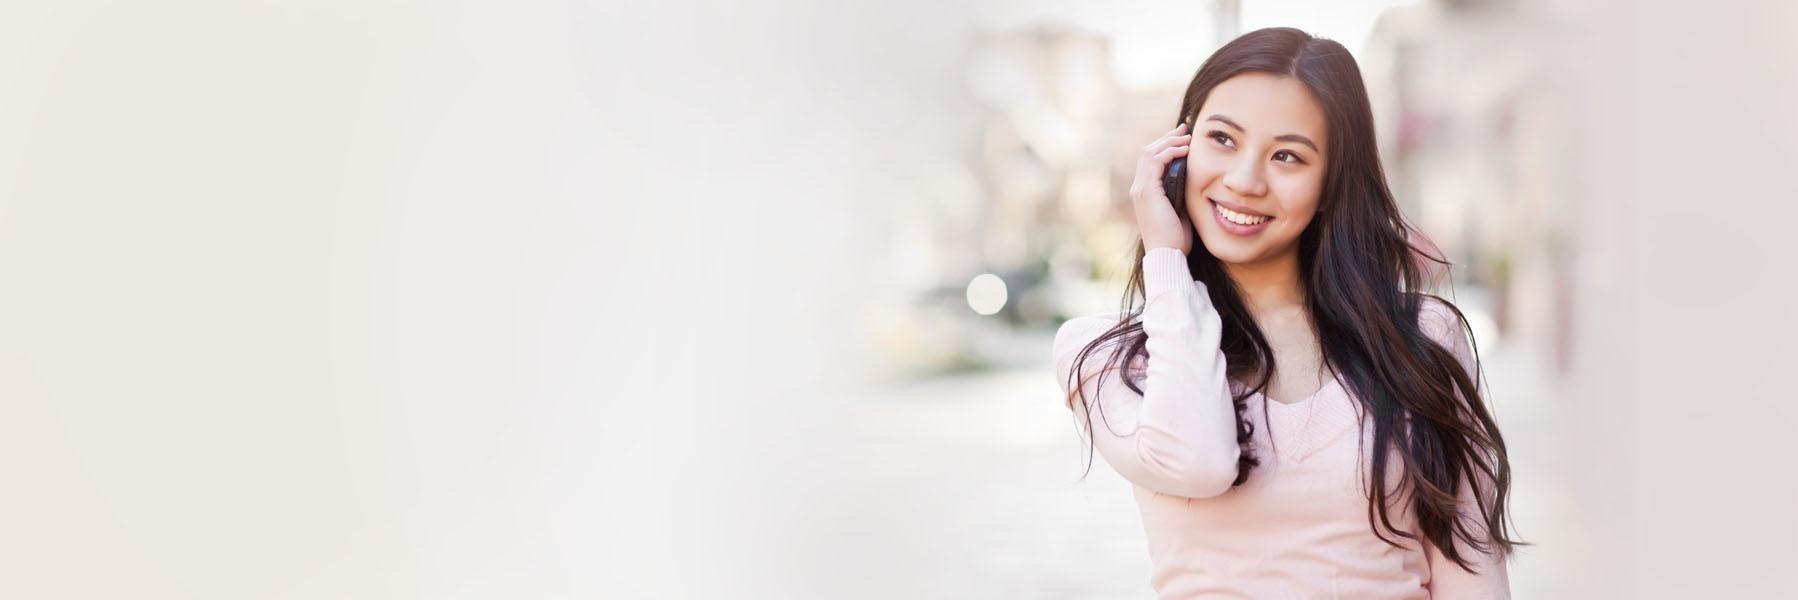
[847,328,1577,598]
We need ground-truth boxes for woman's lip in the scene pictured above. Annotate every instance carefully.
[1208,197,1271,218]
[1210,198,1273,235]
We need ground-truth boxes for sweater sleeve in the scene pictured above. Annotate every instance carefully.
[1417,296,1512,599]
[1050,246,1241,499]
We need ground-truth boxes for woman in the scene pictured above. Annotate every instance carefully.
[1052,27,1523,598]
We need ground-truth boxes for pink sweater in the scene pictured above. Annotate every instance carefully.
[1053,247,1510,599]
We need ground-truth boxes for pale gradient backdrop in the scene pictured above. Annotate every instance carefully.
[0,0,1793,598]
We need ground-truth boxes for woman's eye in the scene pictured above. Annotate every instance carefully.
[1207,131,1235,148]
[1273,150,1305,164]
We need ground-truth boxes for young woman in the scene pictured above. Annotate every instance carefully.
[1052,27,1523,598]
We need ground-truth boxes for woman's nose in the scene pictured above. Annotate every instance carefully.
[1222,156,1268,197]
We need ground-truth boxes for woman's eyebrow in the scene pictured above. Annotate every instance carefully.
[1275,133,1320,153]
[1203,113,1320,153]
[1203,114,1244,132]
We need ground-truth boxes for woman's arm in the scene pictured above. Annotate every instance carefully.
[1421,478,1511,599]
[1417,296,1512,599]
[1051,246,1241,499]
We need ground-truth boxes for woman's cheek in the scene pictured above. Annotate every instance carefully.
[1183,171,1221,219]
[1183,160,1226,198]
[1187,149,1230,180]
[1273,178,1324,216]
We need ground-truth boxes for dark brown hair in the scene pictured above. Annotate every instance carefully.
[1060,27,1524,572]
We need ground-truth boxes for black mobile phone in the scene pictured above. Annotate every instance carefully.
[1162,150,1190,219]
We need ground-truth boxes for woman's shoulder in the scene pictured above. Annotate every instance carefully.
[1413,294,1466,346]
[1411,294,1479,378]
[1052,312,1128,362]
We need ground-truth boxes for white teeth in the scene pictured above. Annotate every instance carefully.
[1215,202,1269,226]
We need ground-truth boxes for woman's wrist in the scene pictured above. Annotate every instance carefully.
[1142,246,1195,300]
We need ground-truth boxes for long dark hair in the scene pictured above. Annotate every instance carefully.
[1060,27,1524,572]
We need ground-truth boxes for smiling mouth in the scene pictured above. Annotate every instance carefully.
[1211,199,1272,226]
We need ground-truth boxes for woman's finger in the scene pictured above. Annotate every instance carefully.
[1146,128,1190,146]
[1134,141,1188,178]
[1153,144,1190,162]
[1144,123,1190,149]
[1143,134,1192,155]
[1131,144,1189,204]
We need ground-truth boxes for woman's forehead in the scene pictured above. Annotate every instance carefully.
[1197,73,1328,146]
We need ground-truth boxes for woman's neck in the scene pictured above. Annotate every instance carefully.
[1223,250,1306,315]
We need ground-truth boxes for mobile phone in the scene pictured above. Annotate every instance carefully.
[1161,149,1189,220]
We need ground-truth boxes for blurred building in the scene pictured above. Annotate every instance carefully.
[869,0,1580,381]
[1362,0,1578,372]
[869,22,1209,380]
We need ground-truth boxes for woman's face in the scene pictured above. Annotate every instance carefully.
[1183,72,1329,267]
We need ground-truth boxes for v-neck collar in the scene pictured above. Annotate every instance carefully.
[1245,373,1360,464]
[1262,373,1342,409]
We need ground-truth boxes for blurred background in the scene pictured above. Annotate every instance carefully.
[0,0,1793,598]
[849,1,1579,597]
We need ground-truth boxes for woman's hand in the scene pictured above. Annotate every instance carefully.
[1128,122,1193,255]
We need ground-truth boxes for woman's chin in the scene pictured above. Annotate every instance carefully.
[1196,235,1258,265]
